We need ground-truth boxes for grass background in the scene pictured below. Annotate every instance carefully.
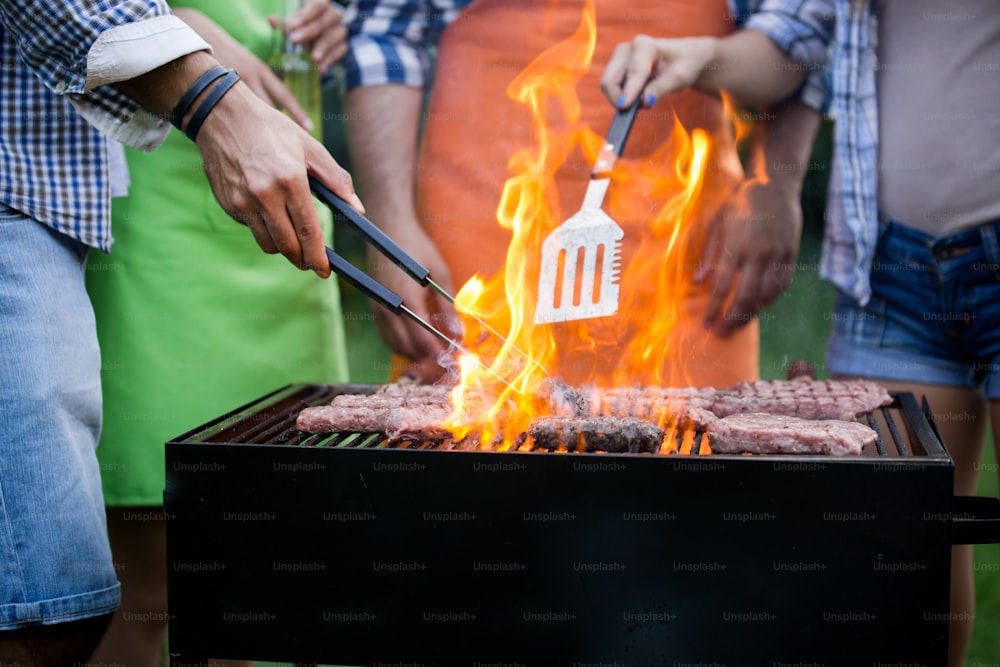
[259,91,999,666]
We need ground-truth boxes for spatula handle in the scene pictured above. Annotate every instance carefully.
[606,101,640,157]
[593,101,640,178]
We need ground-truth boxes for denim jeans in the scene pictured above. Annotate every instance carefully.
[827,217,1000,400]
[0,205,119,628]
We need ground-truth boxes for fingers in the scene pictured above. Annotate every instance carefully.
[306,148,366,216]
[310,21,348,71]
[237,172,326,277]
[703,250,738,334]
[621,36,660,106]
[601,35,718,109]
[261,70,312,131]
[715,265,787,338]
[600,42,632,106]
[400,356,449,385]
[290,0,346,72]
[713,251,795,338]
[715,264,758,338]
[601,37,657,108]
[372,299,448,362]
[243,213,279,255]
[283,174,330,277]
[694,218,723,284]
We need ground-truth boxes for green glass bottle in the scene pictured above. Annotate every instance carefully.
[275,0,321,138]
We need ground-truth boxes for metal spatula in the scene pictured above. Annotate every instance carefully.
[535,101,639,324]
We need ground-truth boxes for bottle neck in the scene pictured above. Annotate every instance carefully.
[283,0,308,54]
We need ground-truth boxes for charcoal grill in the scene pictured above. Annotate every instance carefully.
[165,383,1000,667]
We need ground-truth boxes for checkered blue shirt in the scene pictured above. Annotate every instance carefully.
[820,0,878,305]
[0,1,203,251]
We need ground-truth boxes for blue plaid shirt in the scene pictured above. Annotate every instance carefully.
[821,0,878,306]
[0,1,209,250]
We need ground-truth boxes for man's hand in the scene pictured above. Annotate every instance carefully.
[696,175,802,337]
[192,81,362,277]
[112,49,363,278]
[696,99,821,337]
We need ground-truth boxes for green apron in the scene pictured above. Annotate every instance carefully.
[87,0,349,506]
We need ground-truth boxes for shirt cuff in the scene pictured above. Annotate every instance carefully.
[85,15,211,90]
[70,15,212,152]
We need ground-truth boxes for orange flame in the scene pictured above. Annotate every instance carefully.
[448,0,743,449]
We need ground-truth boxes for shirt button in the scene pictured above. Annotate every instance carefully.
[55,80,67,93]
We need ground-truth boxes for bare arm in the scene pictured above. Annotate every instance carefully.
[344,84,458,364]
[698,99,822,337]
[115,50,363,277]
[601,32,808,109]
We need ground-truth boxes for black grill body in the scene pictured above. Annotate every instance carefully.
[165,384,964,666]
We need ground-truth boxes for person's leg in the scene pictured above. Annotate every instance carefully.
[88,508,169,667]
[0,615,113,666]
[0,209,119,662]
[869,380,985,667]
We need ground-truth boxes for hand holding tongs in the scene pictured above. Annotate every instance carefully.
[308,176,542,390]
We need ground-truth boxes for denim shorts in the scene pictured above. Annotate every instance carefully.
[827,217,1000,400]
[0,205,119,628]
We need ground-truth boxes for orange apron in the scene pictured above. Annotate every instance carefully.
[406,0,758,387]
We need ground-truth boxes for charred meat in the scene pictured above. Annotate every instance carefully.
[529,416,665,453]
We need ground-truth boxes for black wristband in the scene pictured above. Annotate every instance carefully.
[169,65,228,130]
[184,69,241,142]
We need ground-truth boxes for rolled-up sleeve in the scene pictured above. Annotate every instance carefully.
[0,1,210,150]
[732,0,834,112]
[343,0,464,91]
[741,0,834,66]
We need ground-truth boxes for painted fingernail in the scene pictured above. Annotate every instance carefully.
[646,93,656,107]
[290,29,305,43]
[616,94,626,108]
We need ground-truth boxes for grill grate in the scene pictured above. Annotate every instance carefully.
[172,384,949,459]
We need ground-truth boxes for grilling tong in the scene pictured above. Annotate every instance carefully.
[308,176,539,389]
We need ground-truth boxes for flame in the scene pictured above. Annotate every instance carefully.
[447,1,744,449]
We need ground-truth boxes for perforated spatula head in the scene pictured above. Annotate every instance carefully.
[535,102,638,324]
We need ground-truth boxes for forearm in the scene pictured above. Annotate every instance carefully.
[697,31,807,108]
[343,84,423,235]
[112,50,225,127]
[749,98,822,195]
